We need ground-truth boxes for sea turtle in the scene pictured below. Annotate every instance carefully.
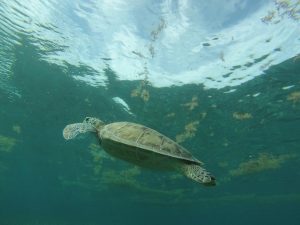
[63,117,216,186]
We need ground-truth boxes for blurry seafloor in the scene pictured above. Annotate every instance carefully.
[0,39,300,225]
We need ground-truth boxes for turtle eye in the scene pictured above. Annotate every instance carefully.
[84,117,90,122]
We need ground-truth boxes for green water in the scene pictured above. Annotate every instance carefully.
[1,1,300,225]
[0,38,300,225]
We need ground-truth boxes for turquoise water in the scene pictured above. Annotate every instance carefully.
[1,1,300,225]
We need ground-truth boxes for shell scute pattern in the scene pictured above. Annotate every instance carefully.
[108,122,141,142]
[137,130,162,149]
[103,122,200,163]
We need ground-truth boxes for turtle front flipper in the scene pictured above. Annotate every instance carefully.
[182,164,216,186]
[63,123,96,140]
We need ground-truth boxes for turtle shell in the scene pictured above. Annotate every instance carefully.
[98,122,202,167]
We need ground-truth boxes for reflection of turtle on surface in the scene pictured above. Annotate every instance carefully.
[63,117,216,186]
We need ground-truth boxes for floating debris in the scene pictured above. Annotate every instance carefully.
[261,0,300,24]
[131,64,150,102]
[101,57,112,61]
[166,112,176,118]
[0,135,17,152]
[261,10,276,23]
[89,143,113,175]
[293,54,300,62]
[224,89,236,94]
[148,44,155,58]
[150,17,166,41]
[282,85,294,90]
[220,51,225,62]
[233,112,253,120]
[112,97,134,115]
[230,153,297,176]
[131,88,140,97]
[287,91,300,104]
[131,87,150,102]
[140,89,150,102]
[182,96,198,111]
[101,167,141,188]
[176,121,200,143]
[132,51,145,58]
[12,125,21,134]
[89,143,112,162]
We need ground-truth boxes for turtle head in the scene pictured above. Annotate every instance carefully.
[83,117,105,131]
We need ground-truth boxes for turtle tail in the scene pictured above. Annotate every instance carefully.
[63,123,97,140]
[182,164,216,186]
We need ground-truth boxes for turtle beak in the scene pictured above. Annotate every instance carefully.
[203,176,216,186]
[83,117,91,123]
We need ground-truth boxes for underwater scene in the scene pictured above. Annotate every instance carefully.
[0,0,300,224]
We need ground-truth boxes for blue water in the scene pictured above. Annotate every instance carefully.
[0,1,300,225]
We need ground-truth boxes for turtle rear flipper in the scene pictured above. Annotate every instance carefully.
[63,123,96,140]
[182,164,216,186]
